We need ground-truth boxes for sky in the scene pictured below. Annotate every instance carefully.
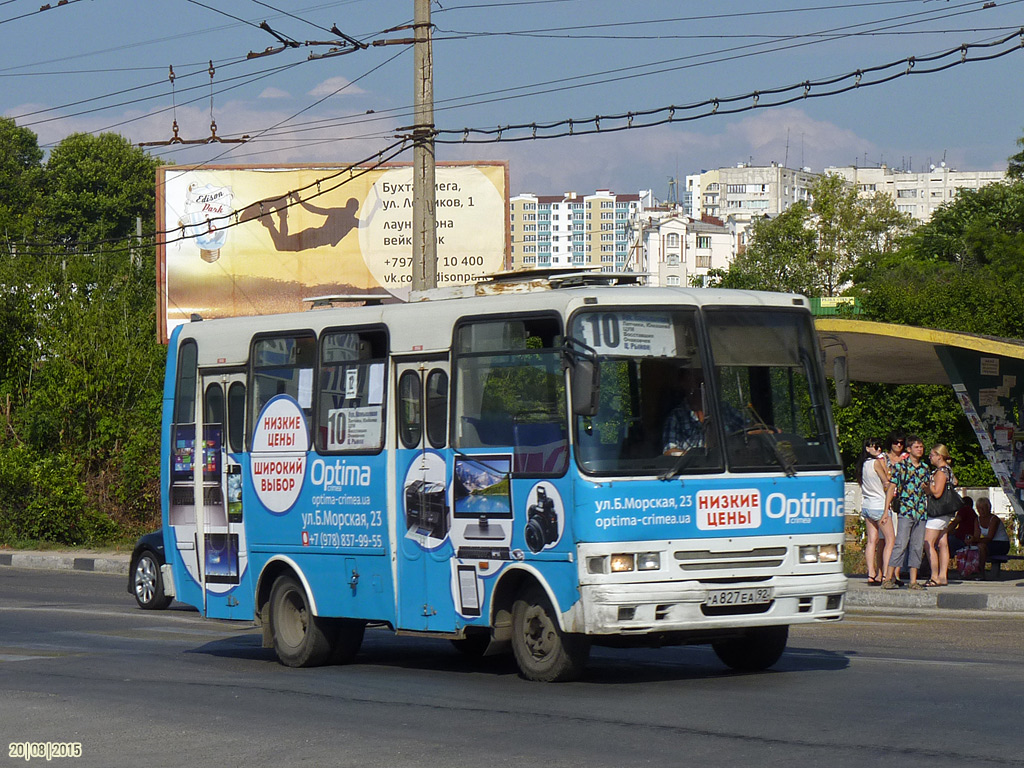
[3,0,1023,199]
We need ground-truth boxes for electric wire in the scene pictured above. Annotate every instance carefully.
[433,29,1024,144]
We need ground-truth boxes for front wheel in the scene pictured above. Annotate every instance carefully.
[711,625,789,671]
[268,575,336,667]
[511,585,590,682]
[132,552,171,610]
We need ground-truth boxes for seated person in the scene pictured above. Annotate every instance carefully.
[972,497,1010,579]
[947,495,978,557]
[662,368,744,455]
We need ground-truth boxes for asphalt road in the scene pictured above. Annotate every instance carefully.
[2,568,1023,768]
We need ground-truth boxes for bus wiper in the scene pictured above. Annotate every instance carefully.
[660,449,700,481]
[740,404,797,477]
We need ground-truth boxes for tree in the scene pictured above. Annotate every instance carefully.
[0,117,43,246]
[38,132,160,246]
[1007,129,1024,180]
[854,181,1024,339]
[710,203,819,294]
[711,174,913,297]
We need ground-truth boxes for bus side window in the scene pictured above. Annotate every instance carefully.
[317,329,388,454]
[174,340,198,426]
[227,382,245,453]
[250,334,315,442]
[398,371,422,449]
[171,340,198,477]
[425,369,448,449]
[453,315,567,476]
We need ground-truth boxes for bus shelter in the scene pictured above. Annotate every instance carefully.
[816,317,1024,537]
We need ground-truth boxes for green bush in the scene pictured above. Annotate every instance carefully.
[0,446,116,545]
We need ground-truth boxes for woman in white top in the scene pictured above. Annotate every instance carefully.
[973,497,1010,579]
[857,437,894,585]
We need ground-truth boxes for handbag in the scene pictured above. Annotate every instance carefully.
[927,471,963,518]
[955,546,979,578]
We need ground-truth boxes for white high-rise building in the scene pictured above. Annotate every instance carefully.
[509,190,652,272]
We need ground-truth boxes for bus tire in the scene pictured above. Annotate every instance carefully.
[269,575,335,667]
[712,625,789,672]
[511,585,589,682]
[328,619,366,665]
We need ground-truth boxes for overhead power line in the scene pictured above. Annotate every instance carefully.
[435,29,1024,144]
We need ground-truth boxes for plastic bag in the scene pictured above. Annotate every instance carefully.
[956,546,979,578]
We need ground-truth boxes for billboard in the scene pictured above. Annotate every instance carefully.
[156,163,509,341]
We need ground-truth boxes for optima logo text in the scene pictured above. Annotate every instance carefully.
[765,492,843,523]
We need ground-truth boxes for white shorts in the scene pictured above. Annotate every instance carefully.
[926,515,951,531]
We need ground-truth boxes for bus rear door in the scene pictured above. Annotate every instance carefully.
[394,357,455,631]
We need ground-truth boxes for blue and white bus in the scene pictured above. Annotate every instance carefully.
[157,275,847,681]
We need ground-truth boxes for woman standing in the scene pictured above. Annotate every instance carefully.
[857,437,895,584]
[880,432,907,583]
[923,444,956,586]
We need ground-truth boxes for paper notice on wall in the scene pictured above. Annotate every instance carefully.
[978,388,999,407]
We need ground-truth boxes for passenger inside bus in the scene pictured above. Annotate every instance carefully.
[662,367,744,456]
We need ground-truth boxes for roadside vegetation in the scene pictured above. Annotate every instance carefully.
[0,119,164,546]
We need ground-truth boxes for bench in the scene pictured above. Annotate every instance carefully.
[989,553,1024,576]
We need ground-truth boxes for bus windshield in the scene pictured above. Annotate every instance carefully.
[570,308,839,476]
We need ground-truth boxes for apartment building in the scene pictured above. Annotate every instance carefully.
[509,190,651,272]
[824,163,1006,223]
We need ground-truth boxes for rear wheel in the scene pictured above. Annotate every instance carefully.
[711,625,789,671]
[511,585,589,682]
[268,575,335,667]
[132,551,171,610]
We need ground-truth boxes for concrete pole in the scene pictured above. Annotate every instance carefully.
[412,0,437,292]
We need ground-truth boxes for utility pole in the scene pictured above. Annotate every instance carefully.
[412,0,437,292]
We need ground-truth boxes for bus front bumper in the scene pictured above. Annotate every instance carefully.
[572,574,848,636]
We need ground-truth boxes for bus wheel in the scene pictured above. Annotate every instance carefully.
[269,575,335,667]
[329,619,366,665]
[712,625,789,672]
[511,585,589,682]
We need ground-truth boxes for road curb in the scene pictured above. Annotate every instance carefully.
[845,581,1024,612]
[0,552,130,576]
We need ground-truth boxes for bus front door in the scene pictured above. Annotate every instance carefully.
[394,359,455,631]
[195,371,250,619]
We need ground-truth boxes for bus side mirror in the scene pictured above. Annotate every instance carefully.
[833,355,851,408]
[571,358,600,417]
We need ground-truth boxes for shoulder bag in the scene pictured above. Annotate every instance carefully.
[927,469,963,518]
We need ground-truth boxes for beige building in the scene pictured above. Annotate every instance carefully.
[824,164,1006,223]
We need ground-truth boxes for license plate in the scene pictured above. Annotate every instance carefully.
[704,587,774,607]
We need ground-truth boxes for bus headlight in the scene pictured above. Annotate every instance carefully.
[636,552,661,571]
[798,544,841,563]
[798,546,819,563]
[610,554,635,573]
[818,544,839,562]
